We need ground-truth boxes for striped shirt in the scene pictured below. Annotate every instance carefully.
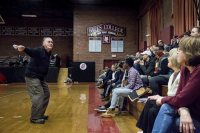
[125,67,143,90]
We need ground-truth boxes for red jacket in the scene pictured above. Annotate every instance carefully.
[162,65,200,121]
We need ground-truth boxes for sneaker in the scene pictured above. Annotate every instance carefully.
[101,96,110,101]
[96,81,103,86]
[96,108,107,113]
[101,108,119,118]
[97,83,104,89]
[30,118,45,124]
[94,106,107,112]
[100,95,105,99]
[119,110,128,115]
[41,115,48,120]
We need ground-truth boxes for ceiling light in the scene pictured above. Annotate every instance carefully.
[146,34,150,37]
[0,15,5,24]
[21,14,37,18]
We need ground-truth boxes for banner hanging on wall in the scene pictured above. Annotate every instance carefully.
[87,23,126,37]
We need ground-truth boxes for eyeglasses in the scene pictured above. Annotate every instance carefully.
[47,41,53,43]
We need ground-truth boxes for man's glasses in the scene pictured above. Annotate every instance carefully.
[47,41,53,43]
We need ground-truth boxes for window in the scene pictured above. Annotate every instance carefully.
[111,38,124,52]
[89,37,102,52]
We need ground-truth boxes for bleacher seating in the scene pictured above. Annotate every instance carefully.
[0,56,20,67]
[0,56,10,67]
[128,85,168,120]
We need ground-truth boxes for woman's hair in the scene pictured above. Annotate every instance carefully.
[179,36,200,66]
[168,48,181,69]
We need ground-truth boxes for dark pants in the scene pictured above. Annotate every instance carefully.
[25,77,50,120]
[149,75,169,95]
[136,100,160,133]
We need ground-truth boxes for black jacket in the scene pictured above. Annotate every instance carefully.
[24,47,51,80]
[140,57,156,76]
[114,69,124,85]
[103,69,112,82]
[111,69,123,83]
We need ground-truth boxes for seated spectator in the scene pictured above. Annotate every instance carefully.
[101,64,118,99]
[50,54,60,67]
[149,45,159,57]
[18,55,24,66]
[23,56,29,66]
[140,50,155,76]
[157,40,165,50]
[154,50,169,76]
[149,48,172,95]
[183,30,191,37]
[133,53,143,75]
[190,26,200,37]
[97,66,112,88]
[149,36,200,133]
[149,74,172,95]
[94,62,125,112]
[96,66,109,86]
[101,57,143,117]
[136,48,181,133]
[102,62,124,101]
[167,36,179,51]
[139,50,156,86]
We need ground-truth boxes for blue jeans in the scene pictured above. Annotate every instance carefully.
[152,103,200,133]
[109,87,132,109]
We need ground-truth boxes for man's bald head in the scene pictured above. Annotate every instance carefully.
[42,37,53,52]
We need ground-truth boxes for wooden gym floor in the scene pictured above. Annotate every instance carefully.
[0,83,139,133]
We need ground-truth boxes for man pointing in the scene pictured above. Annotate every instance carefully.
[14,37,53,124]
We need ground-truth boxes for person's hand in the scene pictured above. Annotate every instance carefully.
[13,45,25,52]
[17,45,25,52]
[148,95,163,105]
[13,44,18,50]
[179,107,195,133]
[108,80,111,83]
[148,95,161,100]
[122,80,128,86]
[134,59,140,64]
[139,60,144,65]
[155,96,163,105]
[112,83,115,86]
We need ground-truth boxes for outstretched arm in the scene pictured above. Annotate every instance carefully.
[13,44,38,57]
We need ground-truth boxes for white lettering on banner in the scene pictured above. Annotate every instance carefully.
[87,23,126,37]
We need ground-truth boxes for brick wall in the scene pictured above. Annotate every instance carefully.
[73,6,139,77]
